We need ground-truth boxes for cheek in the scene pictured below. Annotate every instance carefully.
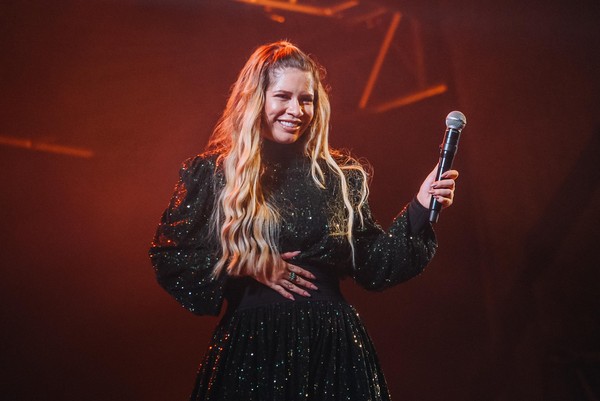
[265,101,280,118]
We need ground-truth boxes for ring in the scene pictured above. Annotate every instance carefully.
[288,271,297,283]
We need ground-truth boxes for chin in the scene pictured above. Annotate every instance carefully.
[279,137,299,144]
[271,132,301,144]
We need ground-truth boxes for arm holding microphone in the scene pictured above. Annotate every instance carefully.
[415,111,466,224]
[416,165,459,215]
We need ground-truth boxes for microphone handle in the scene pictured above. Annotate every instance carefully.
[428,128,461,223]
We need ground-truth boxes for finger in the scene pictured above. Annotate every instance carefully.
[271,283,295,300]
[285,265,318,289]
[426,164,439,182]
[434,195,454,208]
[431,179,456,189]
[287,263,316,280]
[279,280,311,297]
[441,170,459,180]
[428,188,454,198]
[292,275,318,291]
[281,251,301,260]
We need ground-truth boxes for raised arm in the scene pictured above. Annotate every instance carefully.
[350,165,458,291]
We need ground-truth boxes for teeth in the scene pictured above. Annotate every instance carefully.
[279,120,299,128]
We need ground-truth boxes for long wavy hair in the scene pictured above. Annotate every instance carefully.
[208,41,368,281]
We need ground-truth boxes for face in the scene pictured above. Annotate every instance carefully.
[262,67,315,145]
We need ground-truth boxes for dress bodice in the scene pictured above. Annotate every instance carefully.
[149,144,437,316]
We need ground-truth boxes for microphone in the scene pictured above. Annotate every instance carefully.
[429,111,467,224]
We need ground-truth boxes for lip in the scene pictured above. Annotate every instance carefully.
[277,119,302,131]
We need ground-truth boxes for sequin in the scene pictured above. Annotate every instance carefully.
[149,143,437,400]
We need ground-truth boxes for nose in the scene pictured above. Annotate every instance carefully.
[287,98,304,117]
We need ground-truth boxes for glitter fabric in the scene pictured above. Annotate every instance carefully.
[149,142,437,401]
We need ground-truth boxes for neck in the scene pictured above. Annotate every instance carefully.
[260,138,306,162]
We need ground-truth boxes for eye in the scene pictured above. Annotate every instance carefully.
[300,96,314,104]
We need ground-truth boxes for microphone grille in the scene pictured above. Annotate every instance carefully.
[446,111,467,130]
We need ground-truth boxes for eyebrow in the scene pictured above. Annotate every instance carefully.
[270,89,314,97]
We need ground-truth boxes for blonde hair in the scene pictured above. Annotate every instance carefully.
[208,41,368,281]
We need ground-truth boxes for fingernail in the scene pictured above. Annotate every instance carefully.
[304,292,311,297]
[288,294,295,300]
[311,285,319,290]
[428,190,434,194]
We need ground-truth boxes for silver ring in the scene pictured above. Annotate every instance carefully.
[288,271,297,283]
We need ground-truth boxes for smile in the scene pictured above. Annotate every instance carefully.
[278,120,301,129]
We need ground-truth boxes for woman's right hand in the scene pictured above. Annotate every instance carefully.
[252,251,318,300]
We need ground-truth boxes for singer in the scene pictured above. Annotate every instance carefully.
[149,41,458,401]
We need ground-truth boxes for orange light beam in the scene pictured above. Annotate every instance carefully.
[370,84,448,113]
[358,11,402,109]
[235,0,359,17]
[411,18,426,88]
[0,135,94,158]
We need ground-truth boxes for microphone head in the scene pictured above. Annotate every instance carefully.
[446,111,467,130]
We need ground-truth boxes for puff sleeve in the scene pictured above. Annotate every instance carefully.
[149,155,226,316]
[350,173,438,291]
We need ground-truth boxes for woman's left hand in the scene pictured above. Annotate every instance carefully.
[416,164,459,209]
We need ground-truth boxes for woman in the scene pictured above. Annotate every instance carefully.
[149,41,458,400]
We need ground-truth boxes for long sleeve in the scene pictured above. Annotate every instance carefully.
[350,173,437,291]
[149,154,226,316]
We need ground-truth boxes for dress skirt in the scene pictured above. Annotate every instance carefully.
[191,300,391,401]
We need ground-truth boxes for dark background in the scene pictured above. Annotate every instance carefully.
[1,0,599,400]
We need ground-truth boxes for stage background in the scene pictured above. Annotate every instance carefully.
[1,1,599,400]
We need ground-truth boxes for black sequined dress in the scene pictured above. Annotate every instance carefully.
[149,142,437,401]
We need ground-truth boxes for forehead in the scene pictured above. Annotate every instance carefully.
[267,67,314,92]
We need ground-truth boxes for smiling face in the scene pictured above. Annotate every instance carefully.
[262,67,315,145]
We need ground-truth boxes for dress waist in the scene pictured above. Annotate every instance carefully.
[224,265,345,312]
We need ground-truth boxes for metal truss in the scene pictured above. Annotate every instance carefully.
[234,0,448,113]
[235,0,359,17]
